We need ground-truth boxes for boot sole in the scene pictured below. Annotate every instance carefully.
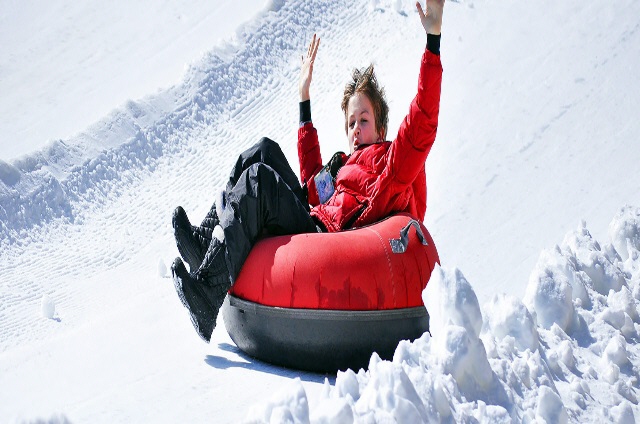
[173,273,190,310]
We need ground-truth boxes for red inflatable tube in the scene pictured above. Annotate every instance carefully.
[229,214,439,310]
[224,213,440,372]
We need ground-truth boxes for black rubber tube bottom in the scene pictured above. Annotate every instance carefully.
[222,295,430,373]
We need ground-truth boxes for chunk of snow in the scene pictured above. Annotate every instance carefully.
[608,286,639,321]
[609,400,636,424]
[563,222,626,295]
[603,335,629,367]
[536,386,568,424]
[524,259,575,332]
[41,294,56,319]
[423,265,482,340]
[483,292,539,352]
[334,369,360,401]
[609,206,640,262]
[158,258,168,278]
[354,360,428,423]
[244,378,310,424]
[309,397,354,424]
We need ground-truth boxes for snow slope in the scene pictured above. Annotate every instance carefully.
[1,0,640,422]
[0,0,266,161]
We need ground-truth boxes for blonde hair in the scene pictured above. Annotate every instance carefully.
[341,64,389,140]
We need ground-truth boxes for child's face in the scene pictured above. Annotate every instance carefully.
[346,93,381,154]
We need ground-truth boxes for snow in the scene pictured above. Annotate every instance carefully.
[0,0,267,161]
[1,0,640,422]
[40,295,56,320]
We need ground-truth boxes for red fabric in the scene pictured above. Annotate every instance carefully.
[229,214,440,310]
[297,49,442,232]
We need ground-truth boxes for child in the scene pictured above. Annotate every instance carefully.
[171,0,445,342]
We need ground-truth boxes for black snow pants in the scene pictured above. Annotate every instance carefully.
[219,137,319,283]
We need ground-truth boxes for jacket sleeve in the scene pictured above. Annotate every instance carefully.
[385,49,442,187]
[298,122,324,206]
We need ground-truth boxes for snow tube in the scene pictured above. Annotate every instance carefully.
[222,213,439,372]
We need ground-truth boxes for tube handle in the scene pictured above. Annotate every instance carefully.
[390,219,428,254]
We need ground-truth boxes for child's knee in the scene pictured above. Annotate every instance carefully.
[258,136,274,147]
[257,137,280,154]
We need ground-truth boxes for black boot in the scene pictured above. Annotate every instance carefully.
[172,206,208,271]
[173,205,220,271]
[171,238,231,342]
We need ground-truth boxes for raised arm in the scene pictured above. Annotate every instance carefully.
[299,34,320,102]
[297,35,324,204]
[383,0,445,201]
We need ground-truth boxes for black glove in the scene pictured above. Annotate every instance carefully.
[326,151,346,179]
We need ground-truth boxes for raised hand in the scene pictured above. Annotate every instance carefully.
[299,34,320,102]
[416,0,445,35]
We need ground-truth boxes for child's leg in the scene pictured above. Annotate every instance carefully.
[226,137,307,206]
[220,162,318,283]
[174,138,303,273]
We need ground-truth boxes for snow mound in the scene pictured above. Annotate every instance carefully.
[247,205,640,423]
[609,205,640,263]
[245,378,310,424]
[0,159,20,186]
[40,294,56,320]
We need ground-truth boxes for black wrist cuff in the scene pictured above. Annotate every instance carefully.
[427,33,441,56]
[300,100,312,123]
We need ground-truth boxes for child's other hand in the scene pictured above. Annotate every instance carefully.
[299,34,320,102]
[416,0,444,35]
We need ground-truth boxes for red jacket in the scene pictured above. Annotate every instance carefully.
[298,49,442,232]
